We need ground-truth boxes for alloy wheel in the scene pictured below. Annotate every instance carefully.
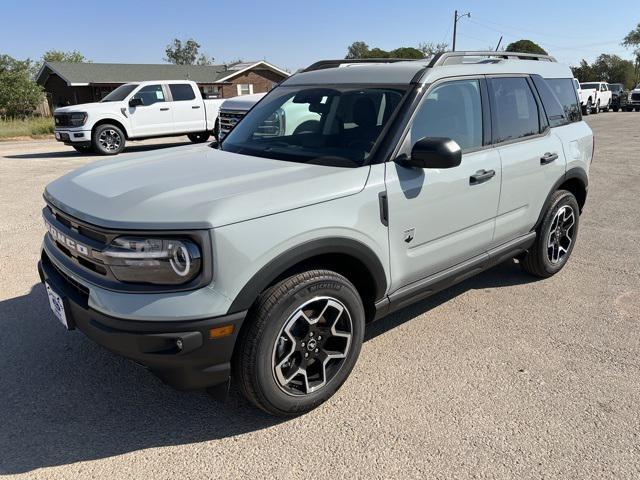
[547,205,575,264]
[99,129,122,151]
[272,296,353,396]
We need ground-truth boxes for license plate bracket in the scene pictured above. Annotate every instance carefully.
[45,282,75,330]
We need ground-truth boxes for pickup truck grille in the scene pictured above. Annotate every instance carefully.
[218,109,284,140]
[53,113,73,127]
[631,92,640,102]
[218,110,245,139]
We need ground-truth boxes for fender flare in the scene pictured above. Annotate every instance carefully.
[228,237,388,313]
[533,167,588,230]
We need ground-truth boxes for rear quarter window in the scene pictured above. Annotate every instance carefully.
[169,84,196,101]
[544,78,582,124]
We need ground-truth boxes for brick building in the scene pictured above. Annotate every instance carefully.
[36,60,289,109]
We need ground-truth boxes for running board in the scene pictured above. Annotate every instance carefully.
[373,232,536,320]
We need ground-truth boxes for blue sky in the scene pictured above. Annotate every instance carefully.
[1,0,637,71]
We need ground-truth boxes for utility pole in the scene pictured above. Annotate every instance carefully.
[452,10,471,52]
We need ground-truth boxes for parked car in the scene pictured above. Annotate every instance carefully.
[574,79,596,115]
[53,80,224,155]
[39,52,593,416]
[579,81,612,113]
[216,93,266,140]
[628,84,640,111]
[608,83,629,112]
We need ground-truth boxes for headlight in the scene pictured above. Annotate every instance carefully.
[103,236,201,285]
[69,112,88,127]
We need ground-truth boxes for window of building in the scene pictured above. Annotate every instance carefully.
[237,84,254,96]
[201,85,221,98]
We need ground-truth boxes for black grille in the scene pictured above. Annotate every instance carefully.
[54,113,73,127]
[43,251,90,299]
[631,92,640,101]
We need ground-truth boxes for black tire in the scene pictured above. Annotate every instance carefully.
[583,100,591,115]
[636,108,640,112]
[233,270,365,416]
[612,106,619,112]
[187,132,210,143]
[521,190,580,278]
[73,145,93,154]
[603,100,610,112]
[593,100,600,114]
[92,124,125,155]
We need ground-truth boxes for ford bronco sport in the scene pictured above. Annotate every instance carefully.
[38,51,593,416]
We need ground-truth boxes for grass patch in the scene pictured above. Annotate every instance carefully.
[0,117,55,139]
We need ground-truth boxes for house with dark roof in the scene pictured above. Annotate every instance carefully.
[36,61,289,108]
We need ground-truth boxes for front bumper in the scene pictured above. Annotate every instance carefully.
[38,251,246,390]
[54,128,91,145]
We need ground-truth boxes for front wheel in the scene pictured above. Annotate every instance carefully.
[583,100,591,115]
[187,132,210,143]
[92,124,125,155]
[521,190,580,278]
[603,100,611,112]
[593,100,600,114]
[233,270,365,416]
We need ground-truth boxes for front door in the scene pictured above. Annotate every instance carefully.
[129,84,174,137]
[385,78,501,292]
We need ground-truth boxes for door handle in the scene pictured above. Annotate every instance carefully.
[160,107,170,111]
[192,105,201,109]
[469,169,496,185]
[540,152,558,165]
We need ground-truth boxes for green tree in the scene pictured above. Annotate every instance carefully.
[42,50,89,63]
[417,42,448,57]
[345,41,370,59]
[592,54,635,87]
[622,23,640,86]
[505,39,548,55]
[0,55,43,118]
[165,38,213,65]
[570,59,595,82]
[389,47,425,59]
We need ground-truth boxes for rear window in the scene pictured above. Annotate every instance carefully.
[545,78,581,124]
[169,84,196,101]
[580,83,598,90]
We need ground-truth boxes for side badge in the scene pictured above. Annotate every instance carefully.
[403,228,415,244]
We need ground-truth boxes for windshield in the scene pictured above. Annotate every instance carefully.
[580,83,598,90]
[221,85,409,167]
[101,84,138,102]
[609,84,623,92]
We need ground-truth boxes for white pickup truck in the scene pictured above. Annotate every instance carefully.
[579,81,612,114]
[53,80,224,155]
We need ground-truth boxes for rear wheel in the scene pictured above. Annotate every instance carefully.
[583,100,591,115]
[187,132,210,143]
[92,124,125,155]
[593,100,600,114]
[521,190,580,278]
[233,270,365,416]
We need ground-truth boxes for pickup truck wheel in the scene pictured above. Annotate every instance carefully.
[187,132,210,143]
[233,270,365,416]
[582,100,591,115]
[521,190,580,278]
[603,100,611,112]
[92,124,125,155]
[612,106,619,112]
[593,100,600,114]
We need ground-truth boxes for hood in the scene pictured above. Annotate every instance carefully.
[220,93,266,112]
[44,145,370,230]
[54,102,114,114]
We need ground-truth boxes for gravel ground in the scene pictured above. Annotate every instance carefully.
[1,115,639,479]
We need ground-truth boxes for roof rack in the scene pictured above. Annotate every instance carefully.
[429,51,557,67]
[302,58,419,73]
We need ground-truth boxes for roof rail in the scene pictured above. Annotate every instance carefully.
[302,58,418,73]
[429,50,556,67]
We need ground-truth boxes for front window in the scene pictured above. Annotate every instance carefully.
[131,84,165,105]
[101,84,138,102]
[221,85,408,167]
[610,84,623,93]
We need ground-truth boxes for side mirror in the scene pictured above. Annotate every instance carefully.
[129,97,144,107]
[400,137,462,169]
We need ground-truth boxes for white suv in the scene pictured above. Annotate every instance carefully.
[39,52,593,416]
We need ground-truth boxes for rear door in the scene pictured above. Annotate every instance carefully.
[385,78,502,290]
[128,84,174,137]
[168,83,205,133]
[488,76,567,246]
